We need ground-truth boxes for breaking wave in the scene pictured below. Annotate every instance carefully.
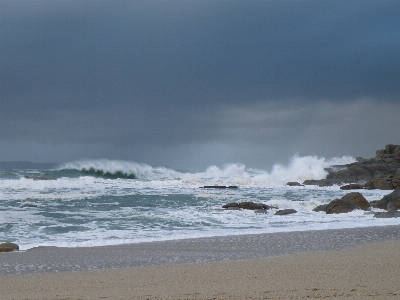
[57,155,355,185]
[58,159,154,179]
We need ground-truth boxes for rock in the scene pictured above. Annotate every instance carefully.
[303,179,341,186]
[0,242,19,252]
[373,211,400,218]
[313,204,328,212]
[287,182,304,187]
[340,183,364,190]
[222,203,239,209]
[274,209,297,215]
[325,199,359,214]
[201,186,238,189]
[238,202,268,210]
[340,192,370,211]
[313,192,369,213]
[367,178,393,190]
[376,144,400,158]
[369,200,380,208]
[391,174,400,189]
[303,144,400,188]
[222,202,272,210]
[371,190,400,211]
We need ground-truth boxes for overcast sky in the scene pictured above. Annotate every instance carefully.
[1,0,399,171]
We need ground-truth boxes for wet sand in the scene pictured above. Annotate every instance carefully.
[1,226,399,299]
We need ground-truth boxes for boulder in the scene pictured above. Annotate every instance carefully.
[325,199,359,214]
[340,192,370,211]
[313,192,369,213]
[274,209,297,215]
[366,178,393,190]
[0,242,19,252]
[370,190,400,211]
[391,174,400,189]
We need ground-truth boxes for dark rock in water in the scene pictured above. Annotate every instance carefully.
[340,183,364,190]
[222,202,239,209]
[373,211,400,218]
[325,199,359,214]
[0,242,19,252]
[201,186,238,189]
[303,144,400,189]
[222,201,272,210]
[313,192,369,213]
[371,190,400,211]
[286,182,304,187]
[340,192,370,211]
[238,202,268,210]
[303,179,342,186]
[313,204,328,212]
[274,209,297,215]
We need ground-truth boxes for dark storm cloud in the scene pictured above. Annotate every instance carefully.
[1,0,399,169]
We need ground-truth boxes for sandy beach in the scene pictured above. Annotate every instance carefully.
[1,226,400,299]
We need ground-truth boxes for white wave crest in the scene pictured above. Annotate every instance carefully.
[59,159,153,178]
[57,155,355,185]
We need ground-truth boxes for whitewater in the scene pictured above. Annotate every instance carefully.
[1,155,399,250]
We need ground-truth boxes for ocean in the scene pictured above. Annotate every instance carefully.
[1,156,399,250]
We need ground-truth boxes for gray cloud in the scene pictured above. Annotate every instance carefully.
[1,0,399,170]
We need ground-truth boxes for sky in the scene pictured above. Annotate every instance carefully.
[1,0,399,171]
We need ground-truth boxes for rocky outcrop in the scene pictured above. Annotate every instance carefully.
[0,242,19,252]
[303,144,400,189]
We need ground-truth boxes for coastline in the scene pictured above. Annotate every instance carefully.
[1,237,399,299]
[1,225,400,276]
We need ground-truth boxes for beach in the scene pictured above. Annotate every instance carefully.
[1,226,400,299]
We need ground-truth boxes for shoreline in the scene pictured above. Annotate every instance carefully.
[1,239,399,299]
[1,225,399,276]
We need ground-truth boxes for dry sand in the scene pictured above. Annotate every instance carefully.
[1,240,399,300]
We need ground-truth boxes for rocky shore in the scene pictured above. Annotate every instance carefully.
[303,144,400,190]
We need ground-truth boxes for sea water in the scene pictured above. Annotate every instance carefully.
[1,156,399,250]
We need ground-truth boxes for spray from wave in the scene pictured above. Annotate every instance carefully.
[58,155,355,185]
